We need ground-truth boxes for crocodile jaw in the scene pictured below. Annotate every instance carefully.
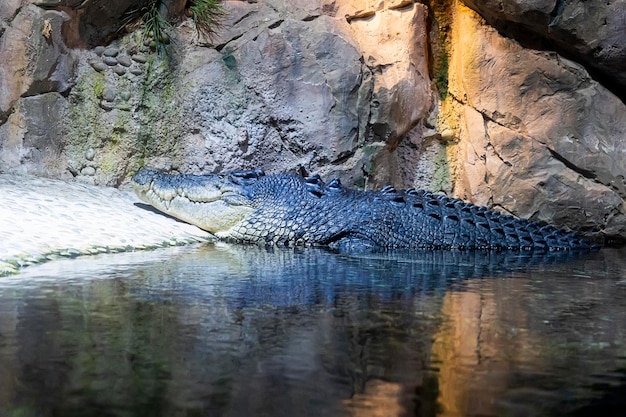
[132,176,254,235]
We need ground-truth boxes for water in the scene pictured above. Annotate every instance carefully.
[0,244,625,417]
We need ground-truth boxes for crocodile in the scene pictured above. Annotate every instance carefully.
[131,168,594,251]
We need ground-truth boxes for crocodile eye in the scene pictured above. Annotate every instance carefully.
[231,169,263,180]
[229,169,264,185]
[305,174,325,187]
[305,182,324,198]
[326,178,343,191]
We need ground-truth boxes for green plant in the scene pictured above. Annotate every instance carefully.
[142,0,172,55]
[435,52,449,99]
[428,0,453,100]
[116,0,224,55]
[187,0,224,40]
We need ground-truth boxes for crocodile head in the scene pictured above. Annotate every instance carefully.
[131,168,264,236]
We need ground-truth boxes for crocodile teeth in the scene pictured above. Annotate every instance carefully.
[155,187,177,202]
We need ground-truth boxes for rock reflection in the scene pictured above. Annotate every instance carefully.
[431,248,626,417]
[0,245,624,417]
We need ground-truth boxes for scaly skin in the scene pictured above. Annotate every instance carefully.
[131,168,594,251]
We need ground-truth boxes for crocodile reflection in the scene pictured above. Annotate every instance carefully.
[127,244,591,307]
[1,245,620,417]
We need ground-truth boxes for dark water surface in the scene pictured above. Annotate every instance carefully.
[1,244,625,417]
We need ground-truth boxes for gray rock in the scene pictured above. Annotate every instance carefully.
[112,65,126,76]
[117,54,132,67]
[54,0,152,48]
[85,148,95,161]
[90,60,107,72]
[116,103,132,111]
[103,47,119,57]
[1,0,624,242]
[129,66,144,75]
[80,166,96,176]
[131,54,148,63]
[0,7,77,113]
[101,87,116,102]
[94,46,105,56]
[33,0,65,4]
[461,0,626,91]
[444,6,626,240]
[99,100,114,111]
[0,93,69,176]
[102,56,118,66]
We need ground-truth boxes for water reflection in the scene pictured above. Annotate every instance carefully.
[0,245,625,417]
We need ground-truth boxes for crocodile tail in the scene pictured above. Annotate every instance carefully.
[408,191,594,250]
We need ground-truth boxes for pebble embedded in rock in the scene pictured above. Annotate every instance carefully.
[440,129,455,141]
[99,100,114,111]
[85,148,95,161]
[103,56,118,66]
[103,47,119,57]
[102,87,116,102]
[117,55,132,67]
[113,66,127,76]
[90,61,107,72]
[94,46,105,56]
[131,54,148,64]
[129,66,144,75]
[81,166,96,176]
[120,91,131,101]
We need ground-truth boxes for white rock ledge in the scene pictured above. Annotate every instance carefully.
[0,173,214,276]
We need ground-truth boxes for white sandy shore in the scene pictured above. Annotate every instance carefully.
[0,173,213,275]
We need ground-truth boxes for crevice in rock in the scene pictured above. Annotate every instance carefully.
[231,11,255,27]
[4,5,22,22]
[214,32,244,52]
[268,116,307,158]
[388,1,415,12]
[0,107,13,126]
[368,62,395,75]
[346,11,375,24]
[358,57,374,144]
[483,114,511,167]
[491,203,517,217]
[268,19,284,30]
[467,99,521,135]
[331,150,356,165]
[547,147,597,181]
[425,0,453,100]
[548,0,566,26]
[302,15,320,22]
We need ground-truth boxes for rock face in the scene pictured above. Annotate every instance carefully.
[0,0,625,242]
[0,3,76,175]
[438,2,626,240]
[0,0,434,189]
[461,0,626,95]
[177,0,433,187]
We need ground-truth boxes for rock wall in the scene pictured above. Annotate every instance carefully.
[461,0,626,95]
[437,1,626,239]
[0,0,624,241]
